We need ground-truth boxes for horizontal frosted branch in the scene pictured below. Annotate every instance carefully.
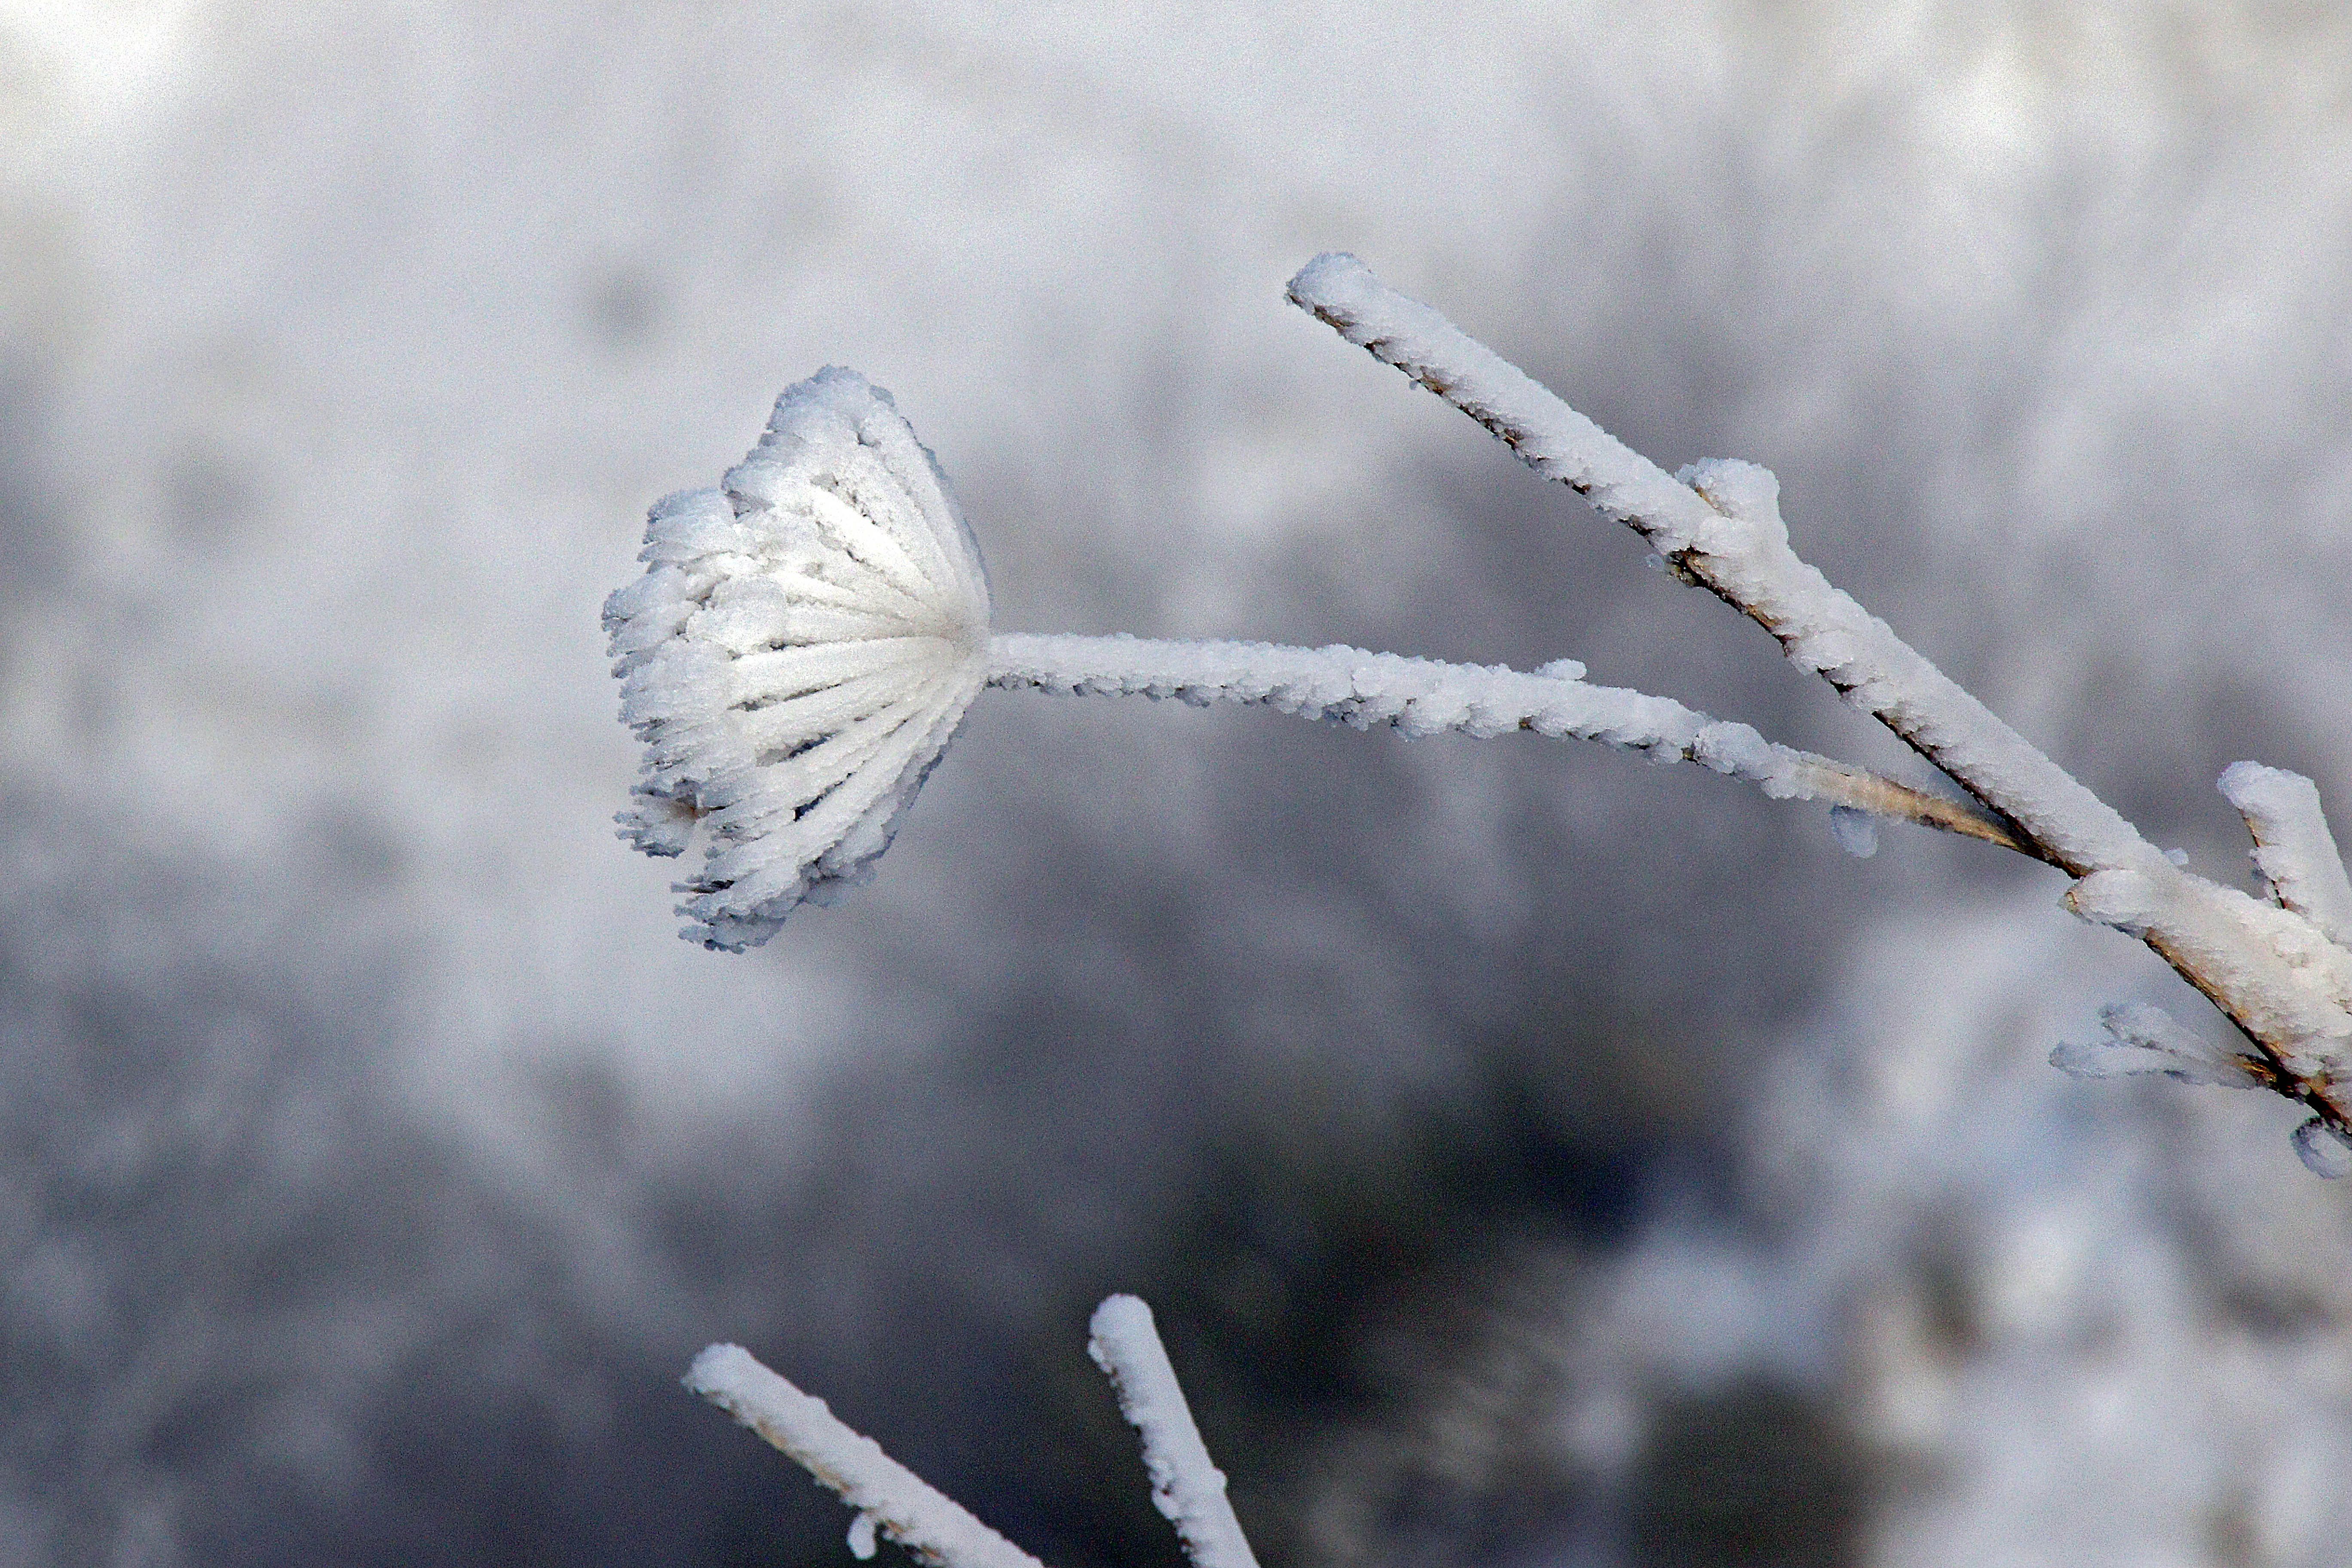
[685,1345,1048,1568]
[987,631,2020,849]
[1287,252,2144,875]
[1088,1296,1259,1568]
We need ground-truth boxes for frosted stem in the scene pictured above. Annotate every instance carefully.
[1286,251,2152,874]
[987,631,2019,849]
[1087,1296,1260,1568]
[2219,762,2352,948]
[1288,251,2352,1155]
[685,1344,1050,1568]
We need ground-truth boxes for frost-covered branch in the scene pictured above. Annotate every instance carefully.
[685,1344,1048,1568]
[1087,1295,1260,1568]
[606,368,2007,952]
[1285,252,2352,1172]
[989,632,2017,851]
[2220,761,2352,947]
[686,1301,1257,1568]
[601,260,2352,1172]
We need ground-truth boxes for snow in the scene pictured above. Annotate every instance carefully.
[2048,1001,2262,1088]
[21,7,2352,1563]
[1289,255,2156,877]
[606,369,992,950]
[1829,805,1880,859]
[2290,1118,2352,1178]
[1087,1295,1261,1568]
[685,1344,1047,1568]
[987,631,2005,842]
[2219,762,2352,948]
[609,366,2025,952]
[2064,864,2352,1091]
[1295,248,2352,1172]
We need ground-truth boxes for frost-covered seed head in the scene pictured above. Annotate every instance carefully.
[603,368,991,949]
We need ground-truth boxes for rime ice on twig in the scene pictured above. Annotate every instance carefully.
[1288,251,2352,1169]
[609,366,2015,950]
[2219,762,2352,947]
[990,633,2013,845]
[688,1302,1253,1568]
[1288,252,2130,874]
[1087,1295,1261,1568]
[2050,1002,2266,1089]
[684,1344,1050,1568]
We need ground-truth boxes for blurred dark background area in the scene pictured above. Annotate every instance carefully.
[5,5,2352,1566]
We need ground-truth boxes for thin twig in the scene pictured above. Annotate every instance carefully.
[685,1344,1050,1568]
[987,632,2022,850]
[1087,1295,1261,1568]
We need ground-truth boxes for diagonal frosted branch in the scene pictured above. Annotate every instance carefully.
[1286,251,2149,876]
[685,1344,1050,1568]
[2218,762,2352,948]
[1087,1296,1260,1568]
[988,632,2020,848]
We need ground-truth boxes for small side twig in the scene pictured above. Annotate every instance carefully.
[688,1300,1258,1568]
[1087,1295,1260,1568]
[987,632,2020,851]
[685,1344,1050,1568]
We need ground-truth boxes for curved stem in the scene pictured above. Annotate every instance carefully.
[986,631,2022,850]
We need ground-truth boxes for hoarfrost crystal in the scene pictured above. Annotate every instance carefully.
[605,369,992,950]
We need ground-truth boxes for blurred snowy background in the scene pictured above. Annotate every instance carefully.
[6,2,2352,1564]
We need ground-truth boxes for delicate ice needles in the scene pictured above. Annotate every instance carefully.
[610,369,2009,949]
[604,368,991,950]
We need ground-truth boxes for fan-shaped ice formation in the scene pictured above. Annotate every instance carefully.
[604,368,992,950]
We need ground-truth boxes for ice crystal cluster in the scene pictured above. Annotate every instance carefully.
[603,368,992,950]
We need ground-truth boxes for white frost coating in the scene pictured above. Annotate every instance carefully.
[2065,865,2352,1085]
[1288,254,2150,874]
[2049,1002,2263,1088]
[685,1344,1049,1568]
[605,368,992,949]
[2291,1118,2352,1178]
[1829,806,1878,859]
[1087,1295,1261,1568]
[611,359,2020,951]
[1292,251,2352,1165]
[2218,762,2352,947]
[986,631,1997,838]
